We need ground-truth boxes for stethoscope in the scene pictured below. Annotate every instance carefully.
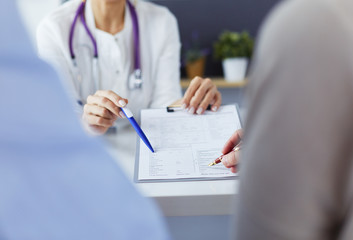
[69,0,142,105]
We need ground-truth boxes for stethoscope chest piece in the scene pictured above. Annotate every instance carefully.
[128,69,143,90]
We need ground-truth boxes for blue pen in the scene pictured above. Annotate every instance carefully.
[120,107,155,153]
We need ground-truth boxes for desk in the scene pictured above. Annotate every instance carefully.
[103,126,238,217]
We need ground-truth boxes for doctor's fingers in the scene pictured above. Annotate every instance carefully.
[83,104,118,120]
[84,114,115,128]
[210,91,222,111]
[94,90,129,108]
[86,95,122,117]
[182,76,204,108]
[188,79,216,114]
[89,125,110,135]
[195,89,222,115]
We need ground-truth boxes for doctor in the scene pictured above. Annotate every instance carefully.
[37,0,221,135]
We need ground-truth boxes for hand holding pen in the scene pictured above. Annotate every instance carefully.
[208,129,243,173]
[82,90,129,135]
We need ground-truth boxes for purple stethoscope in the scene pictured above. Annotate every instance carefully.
[69,0,142,94]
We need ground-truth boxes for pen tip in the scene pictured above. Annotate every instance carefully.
[208,163,215,166]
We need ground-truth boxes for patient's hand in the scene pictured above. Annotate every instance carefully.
[182,77,222,114]
[221,129,243,173]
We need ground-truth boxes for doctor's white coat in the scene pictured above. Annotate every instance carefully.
[37,0,182,122]
[36,0,182,175]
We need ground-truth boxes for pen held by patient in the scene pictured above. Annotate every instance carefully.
[208,144,242,167]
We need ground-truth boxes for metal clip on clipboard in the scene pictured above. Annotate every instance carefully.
[166,104,212,112]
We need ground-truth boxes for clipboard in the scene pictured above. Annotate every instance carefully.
[134,104,242,183]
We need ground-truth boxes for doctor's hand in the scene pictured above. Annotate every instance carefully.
[82,90,128,134]
[221,129,243,173]
[182,76,222,115]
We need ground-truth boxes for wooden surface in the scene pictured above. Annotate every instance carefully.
[180,78,247,89]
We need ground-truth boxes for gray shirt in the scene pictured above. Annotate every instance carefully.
[235,0,353,239]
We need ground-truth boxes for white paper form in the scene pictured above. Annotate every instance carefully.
[137,105,241,181]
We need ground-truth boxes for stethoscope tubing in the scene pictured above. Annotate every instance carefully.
[69,0,139,70]
[70,0,143,98]
[70,0,98,60]
[127,0,140,70]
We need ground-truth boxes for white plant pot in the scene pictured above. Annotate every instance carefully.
[222,57,248,82]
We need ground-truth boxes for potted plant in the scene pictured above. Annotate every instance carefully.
[183,31,209,79]
[214,31,254,82]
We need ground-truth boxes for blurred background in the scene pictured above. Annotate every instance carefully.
[17,0,280,77]
[17,0,280,107]
[153,0,280,77]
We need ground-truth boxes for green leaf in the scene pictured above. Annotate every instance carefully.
[213,30,254,60]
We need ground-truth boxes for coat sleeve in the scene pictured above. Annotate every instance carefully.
[234,0,353,239]
[149,10,182,108]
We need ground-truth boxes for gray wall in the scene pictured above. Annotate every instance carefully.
[62,0,281,76]
[152,0,281,76]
